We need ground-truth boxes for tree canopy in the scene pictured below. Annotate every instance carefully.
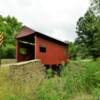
[76,9,100,59]
[90,0,100,14]
[0,15,22,58]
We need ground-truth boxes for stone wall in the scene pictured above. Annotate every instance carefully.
[1,59,16,64]
[9,59,45,87]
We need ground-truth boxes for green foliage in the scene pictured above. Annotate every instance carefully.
[82,61,100,91]
[36,77,70,100]
[76,44,91,59]
[1,44,16,58]
[92,88,100,99]
[69,42,91,60]
[68,42,78,60]
[76,9,100,60]
[46,68,53,78]
[36,61,100,100]
[90,0,100,14]
[0,15,22,58]
[0,61,100,100]
[19,48,27,55]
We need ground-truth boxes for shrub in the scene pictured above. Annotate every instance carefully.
[0,60,100,100]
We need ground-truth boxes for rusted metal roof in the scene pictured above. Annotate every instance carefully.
[16,26,68,45]
[16,26,35,38]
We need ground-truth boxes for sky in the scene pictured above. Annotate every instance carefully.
[0,0,90,42]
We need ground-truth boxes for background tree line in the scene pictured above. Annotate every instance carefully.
[0,15,22,58]
[0,0,100,60]
[69,0,100,60]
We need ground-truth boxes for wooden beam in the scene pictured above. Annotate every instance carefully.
[19,40,35,46]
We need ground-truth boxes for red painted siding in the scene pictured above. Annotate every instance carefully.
[16,41,19,61]
[35,36,68,65]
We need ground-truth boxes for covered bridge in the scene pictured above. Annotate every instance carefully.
[16,26,69,66]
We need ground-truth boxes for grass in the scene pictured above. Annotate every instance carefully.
[36,60,100,100]
[1,59,16,64]
[0,60,100,100]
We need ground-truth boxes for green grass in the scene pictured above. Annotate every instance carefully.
[36,60,100,100]
[0,60,100,100]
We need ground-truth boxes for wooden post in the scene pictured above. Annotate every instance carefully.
[0,46,1,67]
[0,32,3,67]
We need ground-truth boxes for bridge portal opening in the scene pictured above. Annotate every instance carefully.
[17,34,35,61]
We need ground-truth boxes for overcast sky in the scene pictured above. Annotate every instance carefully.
[0,0,90,42]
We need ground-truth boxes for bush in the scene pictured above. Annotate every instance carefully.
[92,88,100,100]
[36,61,100,100]
[0,61,100,100]
[36,77,70,100]
[1,44,15,58]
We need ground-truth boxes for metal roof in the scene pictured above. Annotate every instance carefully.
[16,26,34,38]
[16,26,68,46]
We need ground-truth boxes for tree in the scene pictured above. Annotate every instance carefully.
[90,0,100,14]
[75,39,92,59]
[76,9,100,60]
[68,42,78,60]
[0,15,22,58]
